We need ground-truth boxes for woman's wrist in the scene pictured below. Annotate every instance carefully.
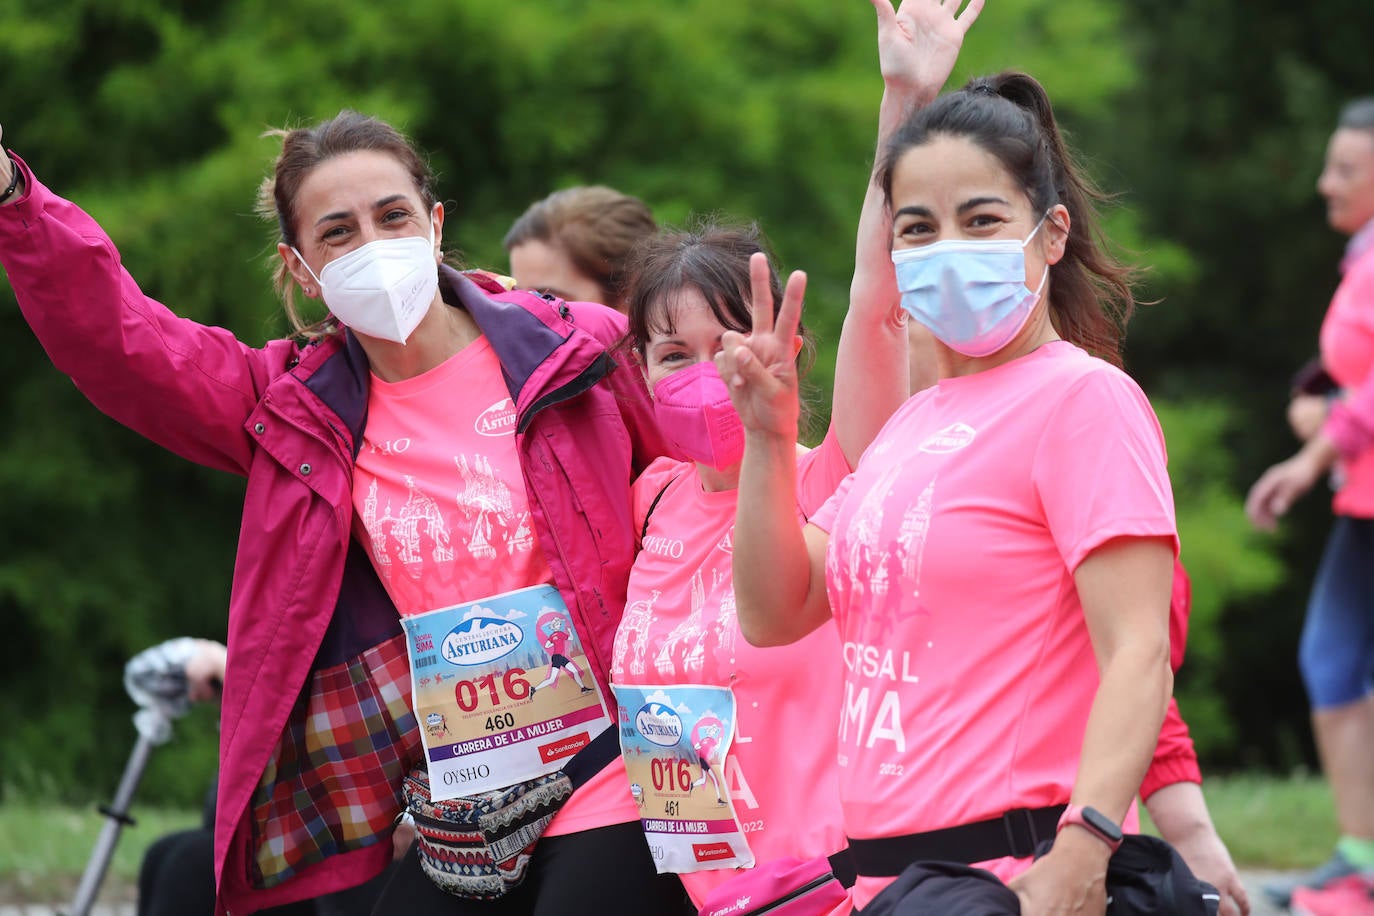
[1298,433,1339,477]
[744,424,799,454]
[877,87,925,140]
[1051,820,1118,862]
[0,151,24,207]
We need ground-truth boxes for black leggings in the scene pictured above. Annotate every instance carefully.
[138,828,316,916]
[370,820,693,916]
[137,826,393,916]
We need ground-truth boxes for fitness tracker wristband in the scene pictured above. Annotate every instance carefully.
[1056,804,1124,853]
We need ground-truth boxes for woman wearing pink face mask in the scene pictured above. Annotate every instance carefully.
[607,4,982,913]
[610,223,866,916]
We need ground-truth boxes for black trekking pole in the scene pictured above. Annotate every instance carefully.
[65,638,200,916]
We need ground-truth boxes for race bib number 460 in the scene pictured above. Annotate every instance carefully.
[403,584,611,799]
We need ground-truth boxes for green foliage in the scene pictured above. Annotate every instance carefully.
[1136,771,1339,870]
[0,798,201,902]
[1155,400,1285,758]
[1200,770,1340,870]
[1095,0,1374,770]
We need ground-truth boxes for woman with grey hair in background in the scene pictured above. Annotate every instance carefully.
[1247,97,1374,916]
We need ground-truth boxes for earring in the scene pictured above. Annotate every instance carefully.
[304,286,314,296]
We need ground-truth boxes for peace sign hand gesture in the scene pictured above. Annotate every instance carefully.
[872,0,985,98]
[715,253,807,445]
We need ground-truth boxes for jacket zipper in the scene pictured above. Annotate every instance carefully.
[516,352,613,435]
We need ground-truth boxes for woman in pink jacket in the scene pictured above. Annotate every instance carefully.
[0,114,684,916]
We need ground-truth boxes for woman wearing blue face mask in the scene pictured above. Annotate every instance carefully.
[720,73,1180,916]
[0,113,689,916]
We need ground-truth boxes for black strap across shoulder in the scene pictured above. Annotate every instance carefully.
[560,724,621,790]
[847,805,1067,876]
[641,474,682,540]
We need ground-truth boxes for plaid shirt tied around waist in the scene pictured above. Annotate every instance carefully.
[250,633,421,887]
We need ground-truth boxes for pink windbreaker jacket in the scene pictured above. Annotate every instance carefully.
[0,155,666,914]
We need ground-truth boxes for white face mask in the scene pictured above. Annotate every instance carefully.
[293,217,439,344]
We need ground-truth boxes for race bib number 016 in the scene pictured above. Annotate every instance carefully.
[403,584,611,799]
[612,683,754,873]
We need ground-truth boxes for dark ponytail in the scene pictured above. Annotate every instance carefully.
[878,71,1137,367]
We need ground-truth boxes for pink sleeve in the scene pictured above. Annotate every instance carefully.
[796,427,855,519]
[1143,559,1202,800]
[1141,696,1202,800]
[1032,369,1178,571]
[809,470,857,535]
[1321,258,1374,457]
[1170,558,1191,672]
[1323,377,1374,459]
[0,154,288,476]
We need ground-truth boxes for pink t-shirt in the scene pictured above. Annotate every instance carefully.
[1320,242,1374,517]
[810,341,1175,909]
[612,432,853,907]
[352,335,634,836]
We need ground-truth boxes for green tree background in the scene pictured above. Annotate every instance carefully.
[0,0,1369,805]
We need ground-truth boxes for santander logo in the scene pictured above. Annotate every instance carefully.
[918,422,976,454]
[475,398,518,437]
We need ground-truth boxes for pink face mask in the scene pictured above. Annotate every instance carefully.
[651,361,745,470]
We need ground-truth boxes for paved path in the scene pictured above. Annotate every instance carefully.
[1245,869,1292,915]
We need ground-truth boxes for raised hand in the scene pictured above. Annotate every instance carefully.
[185,639,228,704]
[715,252,806,444]
[872,0,985,98]
[1170,827,1250,916]
[1245,451,1324,531]
[1286,393,1330,442]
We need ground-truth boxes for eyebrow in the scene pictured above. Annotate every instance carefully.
[893,196,1013,220]
[314,194,411,227]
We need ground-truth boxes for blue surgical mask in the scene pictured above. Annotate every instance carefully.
[891,215,1050,358]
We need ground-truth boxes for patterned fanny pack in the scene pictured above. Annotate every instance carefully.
[401,726,620,899]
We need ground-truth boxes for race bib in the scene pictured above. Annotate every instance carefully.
[612,683,754,873]
[403,584,612,799]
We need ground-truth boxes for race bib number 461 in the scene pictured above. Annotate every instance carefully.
[612,683,754,873]
[403,584,611,799]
